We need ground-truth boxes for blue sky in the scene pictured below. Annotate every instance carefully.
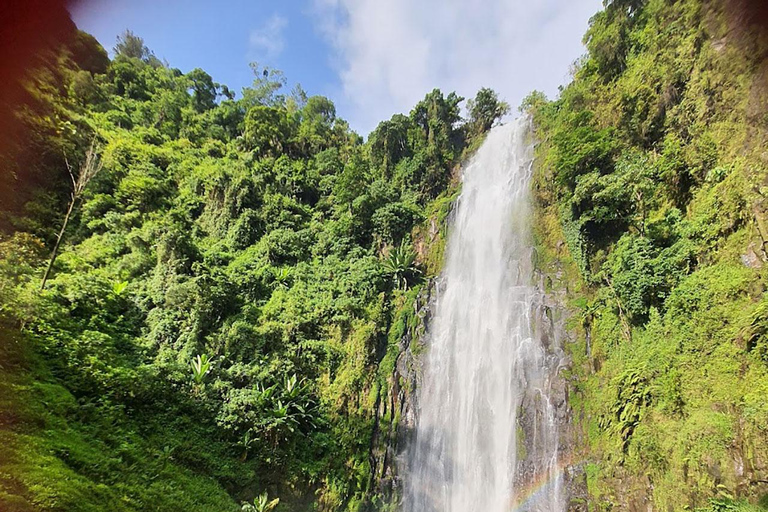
[71,0,603,135]
[71,1,338,98]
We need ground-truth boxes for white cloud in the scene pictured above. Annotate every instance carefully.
[312,0,603,135]
[249,14,288,61]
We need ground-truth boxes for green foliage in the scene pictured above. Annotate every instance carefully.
[0,22,494,511]
[371,202,423,245]
[382,241,421,290]
[114,30,158,64]
[190,353,216,385]
[530,0,768,509]
[599,366,651,455]
[241,493,280,512]
[241,63,287,108]
[244,106,295,156]
[467,87,510,134]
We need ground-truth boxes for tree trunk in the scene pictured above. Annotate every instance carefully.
[40,196,75,290]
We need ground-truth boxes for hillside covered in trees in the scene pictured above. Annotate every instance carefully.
[0,8,508,511]
[4,0,768,511]
[527,0,768,510]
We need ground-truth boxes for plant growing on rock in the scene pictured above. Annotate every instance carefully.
[383,240,421,290]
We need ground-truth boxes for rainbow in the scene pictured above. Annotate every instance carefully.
[507,455,581,512]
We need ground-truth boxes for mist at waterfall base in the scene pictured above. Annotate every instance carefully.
[403,119,566,512]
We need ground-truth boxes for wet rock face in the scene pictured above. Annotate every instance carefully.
[369,267,587,511]
[368,282,434,507]
[368,260,591,511]
[742,241,765,269]
[521,268,587,512]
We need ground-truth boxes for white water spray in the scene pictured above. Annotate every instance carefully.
[403,119,564,512]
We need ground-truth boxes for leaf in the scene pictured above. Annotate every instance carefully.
[112,280,129,295]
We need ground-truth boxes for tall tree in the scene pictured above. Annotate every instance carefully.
[241,63,287,107]
[467,87,509,134]
[187,68,218,112]
[40,141,103,290]
[113,30,149,60]
[113,30,162,66]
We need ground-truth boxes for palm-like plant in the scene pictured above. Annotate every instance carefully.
[261,374,318,442]
[383,240,421,290]
[239,431,256,461]
[270,267,291,290]
[190,353,217,385]
[241,493,279,512]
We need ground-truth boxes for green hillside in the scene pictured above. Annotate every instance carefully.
[527,0,768,509]
[3,0,768,510]
[0,17,507,511]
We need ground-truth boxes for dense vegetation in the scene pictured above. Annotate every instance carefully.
[527,0,768,510]
[0,16,508,512]
[5,0,768,510]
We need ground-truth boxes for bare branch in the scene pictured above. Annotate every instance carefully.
[41,138,103,290]
[64,155,76,189]
[72,140,103,200]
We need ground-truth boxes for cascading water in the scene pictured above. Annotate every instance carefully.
[403,119,565,512]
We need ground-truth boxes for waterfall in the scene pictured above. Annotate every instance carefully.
[403,119,565,512]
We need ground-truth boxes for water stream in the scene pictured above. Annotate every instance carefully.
[403,119,565,512]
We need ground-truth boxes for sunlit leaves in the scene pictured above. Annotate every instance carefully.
[0,23,500,510]
[190,353,217,385]
[467,87,510,134]
[241,493,279,512]
[382,240,421,290]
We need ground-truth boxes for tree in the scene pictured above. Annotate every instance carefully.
[410,89,463,144]
[187,68,218,112]
[40,141,103,290]
[296,96,336,154]
[241,63,287,107]
[114,30,152,61]
[467,87,510,134]
[369,114,413,177]
[408,89,464,198]
[243,105,296,156]
[519,90,548,116]
[372,202,423,244]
